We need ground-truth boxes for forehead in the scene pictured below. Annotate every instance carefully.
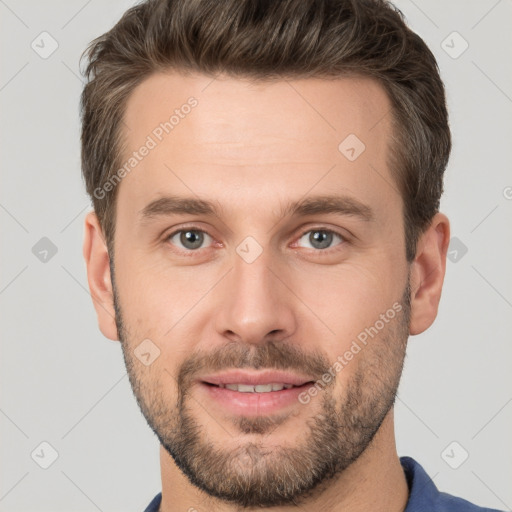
[118,71,399,224]
[123,71,392,153]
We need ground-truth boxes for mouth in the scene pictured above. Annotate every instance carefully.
[202,382,310,392]
[197,370,316,416]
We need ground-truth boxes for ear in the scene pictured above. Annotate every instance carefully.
[409,212,450,336]
[82,211,119,341]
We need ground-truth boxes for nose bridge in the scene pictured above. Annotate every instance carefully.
[233,244,274,301]
[215,241,296,344]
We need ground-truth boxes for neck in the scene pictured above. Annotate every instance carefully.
[159,408,409,512]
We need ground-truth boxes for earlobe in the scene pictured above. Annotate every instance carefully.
[409,212,450,336]
[82,211,119,341]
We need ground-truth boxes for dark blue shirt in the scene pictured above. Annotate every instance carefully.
[143,456,504,511]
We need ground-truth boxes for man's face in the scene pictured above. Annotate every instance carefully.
[111,72,412,507]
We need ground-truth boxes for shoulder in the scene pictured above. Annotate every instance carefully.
[143,491,162,512]
[401,456,504,512]
[435,490,503,512]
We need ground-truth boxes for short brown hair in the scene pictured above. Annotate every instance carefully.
[80,0,451,262]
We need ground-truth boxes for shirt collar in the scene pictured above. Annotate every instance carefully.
[401,456,439,511]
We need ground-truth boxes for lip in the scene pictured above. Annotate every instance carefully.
[199,370,314,387]
[196,370,315,416]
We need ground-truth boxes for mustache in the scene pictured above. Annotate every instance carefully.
[177,340,332,391]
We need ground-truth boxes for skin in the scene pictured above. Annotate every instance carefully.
[83,72,450,512]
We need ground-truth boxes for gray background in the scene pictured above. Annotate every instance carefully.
[1,0,511,511]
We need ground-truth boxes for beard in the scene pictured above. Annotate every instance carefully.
[112,264,411,508]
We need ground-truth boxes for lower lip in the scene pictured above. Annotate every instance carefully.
[198,382,313,416]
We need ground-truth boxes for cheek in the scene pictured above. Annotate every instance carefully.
[115,253,205,327]
[291,261,405,374]
[297,261,398,327]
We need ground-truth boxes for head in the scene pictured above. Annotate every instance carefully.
[81,0,451,508]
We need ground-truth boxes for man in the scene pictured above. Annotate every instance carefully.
[80,0,503,511]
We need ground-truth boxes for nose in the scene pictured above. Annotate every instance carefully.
[213,246,298,346]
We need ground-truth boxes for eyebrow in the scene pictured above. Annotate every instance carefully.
[138,194,375,224]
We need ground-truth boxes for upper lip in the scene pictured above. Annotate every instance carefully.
[200,370,315,387]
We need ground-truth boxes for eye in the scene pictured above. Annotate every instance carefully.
[167,228,213,251]
[296,228,346,251]
[164,226,346,254]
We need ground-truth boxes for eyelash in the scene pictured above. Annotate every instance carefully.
[164,225,348,255]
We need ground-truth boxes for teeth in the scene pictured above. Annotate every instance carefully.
[219,383,295,392]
